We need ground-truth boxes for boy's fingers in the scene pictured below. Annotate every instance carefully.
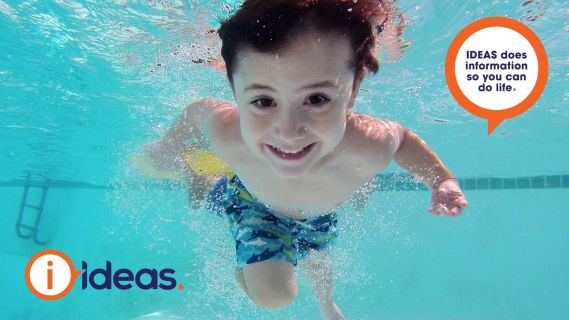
[442,190,464,200]
[449,206,462,216]
[448,198,467,209]
[430,198,467,216]
[429,204,442,215]
[433,203,451,215]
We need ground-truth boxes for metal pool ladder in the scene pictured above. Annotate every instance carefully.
[16,174,50,245]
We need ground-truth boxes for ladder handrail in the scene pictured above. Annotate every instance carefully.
[15,174,50,245]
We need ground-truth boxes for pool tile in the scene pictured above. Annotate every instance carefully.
[562,175,569,188]
[464,178,476,190]
[490,178,503,189]
[517,177,530,189]
[530,176,545,189]
[477,177,489,190]
[545,175,561,188]
[503,178,516,189]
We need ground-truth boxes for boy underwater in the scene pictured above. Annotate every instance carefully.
[144,0,468,319]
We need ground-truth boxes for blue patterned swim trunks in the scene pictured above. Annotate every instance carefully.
[206,175,338,267]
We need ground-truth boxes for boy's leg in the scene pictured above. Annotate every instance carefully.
[235,266,252,298]
[300,250,345,320]
[235,260,298,309]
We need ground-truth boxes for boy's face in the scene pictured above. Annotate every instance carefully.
[232,31,358,179]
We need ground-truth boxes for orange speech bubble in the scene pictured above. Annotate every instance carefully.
[25,249,83,300]
[445,17,548,134]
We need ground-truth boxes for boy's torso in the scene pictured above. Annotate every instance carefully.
[205,101,400,219]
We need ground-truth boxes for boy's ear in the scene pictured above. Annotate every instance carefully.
[348,68,367,109]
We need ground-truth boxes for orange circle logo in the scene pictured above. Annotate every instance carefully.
[25,249,83,300]
[445,17,548,134]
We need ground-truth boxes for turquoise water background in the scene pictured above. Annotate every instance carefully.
[1,0,568,319]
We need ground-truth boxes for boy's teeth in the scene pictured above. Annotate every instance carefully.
[279,148,301,154]
[272,145,304,154]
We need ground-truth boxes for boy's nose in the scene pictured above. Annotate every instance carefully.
[274,109,306,142]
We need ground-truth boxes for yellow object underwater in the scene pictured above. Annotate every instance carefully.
[129,144,233,180]
[180,146,233,176]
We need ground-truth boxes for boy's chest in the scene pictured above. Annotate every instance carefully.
[238,170,373,217]
[229,148,386,218]
[208,109,392,217]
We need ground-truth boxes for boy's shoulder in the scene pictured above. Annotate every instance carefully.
[190,98,238,130]
[192,98,237,116]
[346,112,405,152]
[332,112,405,179]
[194,98,242,155]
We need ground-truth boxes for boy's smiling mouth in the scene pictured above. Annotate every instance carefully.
[265,142,316,161]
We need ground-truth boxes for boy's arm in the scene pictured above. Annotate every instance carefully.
[393,127,454,189]
[144,99,225,171]
[392,125,467,216]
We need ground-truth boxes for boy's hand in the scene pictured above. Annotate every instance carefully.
[184,170,221,210]
[428,178,468,217]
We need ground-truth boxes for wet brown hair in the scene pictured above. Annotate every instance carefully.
[218,0,398,88]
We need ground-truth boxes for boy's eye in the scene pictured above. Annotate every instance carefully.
[250,95,330,109]
[305,94,330,106]
[251,98,275,108]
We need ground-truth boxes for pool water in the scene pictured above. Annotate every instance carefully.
[1,0,568,319]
